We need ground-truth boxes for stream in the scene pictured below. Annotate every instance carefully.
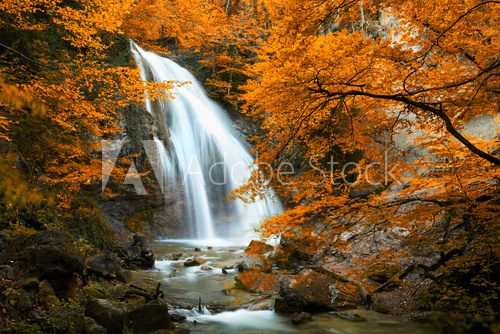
[132,240,437,334]
[129,42,438,334]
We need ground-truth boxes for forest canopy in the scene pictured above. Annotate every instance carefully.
[0,0,498,332]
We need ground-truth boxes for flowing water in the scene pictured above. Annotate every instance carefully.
[132,241,436,334]
[130,44,435,333]
[131,42,282,241]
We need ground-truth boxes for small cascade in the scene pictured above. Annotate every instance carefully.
[131,42,282,241]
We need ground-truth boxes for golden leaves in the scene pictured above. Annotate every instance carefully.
[237,0,499,276]
[1,0,133,49]
[53,0,134,49]
[125,0,267,101]
[0,0,177,207]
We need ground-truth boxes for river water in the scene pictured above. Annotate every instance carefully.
[132,240,437,334]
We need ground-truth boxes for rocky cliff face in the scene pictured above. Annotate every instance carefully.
[98,43,186,243]
[99,42,267,243]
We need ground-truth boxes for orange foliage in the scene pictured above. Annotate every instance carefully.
[125,0,268,102]
[235,268,278,293]
[0,0,134,49]
[0,0,175,207]
[237,0,499,247]
[123,4,498,303]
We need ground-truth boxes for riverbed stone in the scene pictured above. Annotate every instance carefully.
[330,311,367,322]
[290,312,313,325]
[246,297,275,311]
[184,258,198,267]
[183,258,206,267]
[169,253,183,260]
[125,300,175,333]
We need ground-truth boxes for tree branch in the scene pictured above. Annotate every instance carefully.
[308,88,500,165]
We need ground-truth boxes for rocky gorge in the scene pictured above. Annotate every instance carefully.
[0,223,449,333]
[0,1,498,332]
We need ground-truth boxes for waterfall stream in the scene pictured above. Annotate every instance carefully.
[131,42,282,242]
[129,43,436,334]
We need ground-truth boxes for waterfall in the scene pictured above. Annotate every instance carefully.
[131,42,282,241]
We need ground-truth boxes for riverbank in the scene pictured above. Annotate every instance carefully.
[1,226,497,333]
[135,239,438,334]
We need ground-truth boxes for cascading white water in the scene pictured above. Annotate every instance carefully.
[131,42,282,241]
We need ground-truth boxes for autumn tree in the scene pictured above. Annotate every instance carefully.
[125,0,268,103]
[0,0,173,226]
[240,0,499,327]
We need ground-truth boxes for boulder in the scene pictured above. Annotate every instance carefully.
[38,279,59,308]
[85,298,125,334]
[0,232,11,254]
[8,231,85,300]
[25,230,70,247]
[17,277,39,291]
[274,270,359,314]
[403,311,432,323]
[235,261,248,272]
[132,234,146,247]
[148,330,190,334]
[21,245,84,276]
[183,258,206,267]
[87,251,131,283]
[169,253,183,261]
[83,316,107,334]
[370,291,402,314]
[234,269,279,293]
[365,262,400,284]
[274,237,326,269]
[15,291,34,311]
[290,312,313,325]
[0,230,67,262]
[246,240,273,255]
[125,300,175,333]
